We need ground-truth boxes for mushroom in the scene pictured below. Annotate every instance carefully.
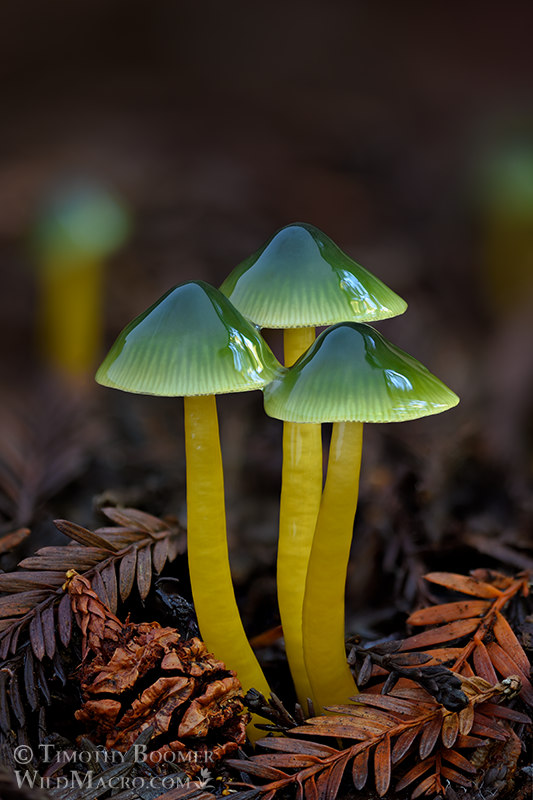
[95,280,280,710]
[221,222,407,706]
[32,180,130,382]
[263,321,460,712]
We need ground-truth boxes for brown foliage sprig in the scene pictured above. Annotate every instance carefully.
[399,570,533,706]
[227,569,532,800]
[0,387,95,530]
[349,641,469,711]
[0,507,185,661]
[0,507,185,750]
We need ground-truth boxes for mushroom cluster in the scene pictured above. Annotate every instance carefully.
[264,321,459,712]
[96,222,459,736]
[220,223,408,708]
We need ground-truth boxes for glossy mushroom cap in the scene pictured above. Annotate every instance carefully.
[96,281,281,396]
[263,322,459,423]
[220,223,407,328]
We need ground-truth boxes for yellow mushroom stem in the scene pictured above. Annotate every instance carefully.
[302,420,363,714]
[183,394,270,740]
[39,257,104,379]
[277,327,322,709]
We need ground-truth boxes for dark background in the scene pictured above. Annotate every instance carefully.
[0,1,532,626]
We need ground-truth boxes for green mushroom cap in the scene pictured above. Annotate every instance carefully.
[220,223,407,328]
[96,280,281,397]
[33,181,131,264]
[263,322,459,423]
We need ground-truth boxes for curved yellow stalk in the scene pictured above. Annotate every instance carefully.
[303,420,363,713]
[40,257,103,379]
[184,394,270,739]
[277,327,322,709]
[283,327,316,369]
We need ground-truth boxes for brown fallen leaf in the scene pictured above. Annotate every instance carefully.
[0,528,30,555]
[423,572,502,599]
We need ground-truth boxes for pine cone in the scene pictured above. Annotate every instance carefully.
[68,574,249,772]
[76,623,249,770]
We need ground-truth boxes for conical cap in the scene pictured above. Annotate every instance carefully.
[263,322,459,423]
[96,281,281,396]
[220,223,407,328]
[33,182,130,264]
